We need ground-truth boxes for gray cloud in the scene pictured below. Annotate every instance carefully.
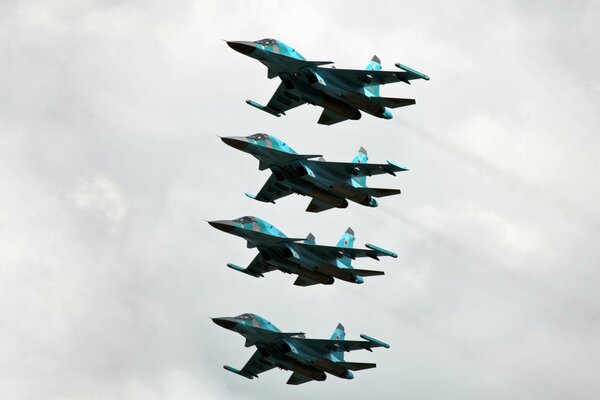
[1,1,599,399]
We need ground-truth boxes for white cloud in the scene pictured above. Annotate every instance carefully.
[69,175,128,230]
[1,1,599,399]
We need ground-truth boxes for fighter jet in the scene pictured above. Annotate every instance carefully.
[208,216,397,286]
[226,38,429,125]
[212,313,389,385]
[221,133,408,213]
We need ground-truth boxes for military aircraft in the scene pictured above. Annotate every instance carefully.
[212,313,389,385]
[226,38,429,125]
[208,216,397,286]
[221,133,408,213]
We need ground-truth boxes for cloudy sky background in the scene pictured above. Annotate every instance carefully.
[2,0,600,399]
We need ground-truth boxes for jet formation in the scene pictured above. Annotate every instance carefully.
[212,313,389,385]
[210,39,430,386]
[221,133,408,212]
[208,216,397,286]
[227,38,429,125]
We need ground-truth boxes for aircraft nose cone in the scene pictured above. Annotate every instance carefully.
[221,136,249,151]
[226,41,256,55]
[208,220,236,233]
[212,317,238,330]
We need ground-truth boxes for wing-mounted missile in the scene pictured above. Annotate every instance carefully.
[227,263,263,278]
[365,243,398,259]
[246,100,282,117]
[359,334,391,349]
[394,63,430,81]
[245,192,275,204]
[224,365,256,379]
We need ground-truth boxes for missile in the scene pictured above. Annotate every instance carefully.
[365,243,398,258]
[246,99,282,116]
[223,365,256,379]
[395,63,430,81]
[226,263,263,278]
[360,334,391,349]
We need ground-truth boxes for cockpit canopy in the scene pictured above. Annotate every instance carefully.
[253,38,277,46]
[233,216,256,224]
[247,133,269,141]
[236,313,255,321]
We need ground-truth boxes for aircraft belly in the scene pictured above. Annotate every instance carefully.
[288,79,360,119]
[286,178,348,208]
[283,352,350,380]
[267,257,332,284]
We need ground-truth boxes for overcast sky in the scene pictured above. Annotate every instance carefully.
[2,1,600,399]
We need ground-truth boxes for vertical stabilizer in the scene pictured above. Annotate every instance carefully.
[330,323,346,361]
[351,148,368,187]
[304,233,316,244]
[337,227,355,268]
[365,55,382,97]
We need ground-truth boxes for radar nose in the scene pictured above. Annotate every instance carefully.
[226,41,256,55]
[212,317,238,330]
[221,136,249,150]
[207,220,237,233]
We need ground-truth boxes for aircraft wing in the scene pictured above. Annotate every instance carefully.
[292,242,397,260]
[227,253,277,278]
[226,350,275,379]
[289,337,389,355]
[322,65,429,87]
[264,82,307,115]
[247,173,294,203]
[306,159,408,178]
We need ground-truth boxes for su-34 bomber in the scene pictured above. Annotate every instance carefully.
[208,216,397,286]
[227,38,429,125]
[221,133,408,213]
[212,313,389,385]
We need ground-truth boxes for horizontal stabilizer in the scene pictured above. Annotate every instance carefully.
[335,361,377,371]
[369,97,416,109]
[287,371,314,385]
[354,187,401,198]
[318,108,351,125]
[349,268,385,277]
[306,198,337,213]
[294,276,321,287]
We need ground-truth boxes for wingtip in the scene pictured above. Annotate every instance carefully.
[386,160,409,171]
